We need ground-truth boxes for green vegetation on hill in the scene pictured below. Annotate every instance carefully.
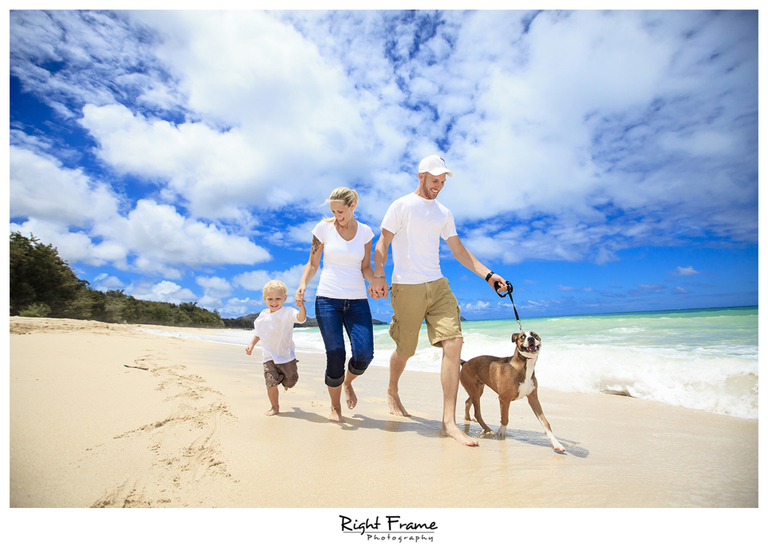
[10,232,223,327]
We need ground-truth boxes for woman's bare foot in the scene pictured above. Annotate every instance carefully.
[264,407,279,416]
[440,422,479,446]
[344,383,357,410]
[387,388,409,417]
[329,406,343,423]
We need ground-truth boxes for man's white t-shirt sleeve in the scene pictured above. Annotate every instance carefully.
[381,200,403,236]
[441,209,458,240]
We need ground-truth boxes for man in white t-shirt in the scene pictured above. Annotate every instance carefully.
[369,155,509,446]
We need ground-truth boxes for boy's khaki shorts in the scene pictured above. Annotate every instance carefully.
[389,277,462,358]
[263,359,299,389]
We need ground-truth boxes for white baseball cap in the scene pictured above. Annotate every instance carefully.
[418,155,453,177]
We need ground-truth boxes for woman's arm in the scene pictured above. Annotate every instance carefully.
[296,235,323,304]
[361,240,374,284]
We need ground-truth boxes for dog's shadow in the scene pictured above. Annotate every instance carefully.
[282,408,588,456]
[464,422,589,458]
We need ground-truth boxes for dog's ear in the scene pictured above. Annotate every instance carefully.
[511,333,521,343]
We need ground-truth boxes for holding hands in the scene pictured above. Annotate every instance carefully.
[368,277,388,300]
[295,286,307,308]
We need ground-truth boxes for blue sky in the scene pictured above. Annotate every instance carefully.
[7,9,759,322]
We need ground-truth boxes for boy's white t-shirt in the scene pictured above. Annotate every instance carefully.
[312,220,374,299]
[253,306,305,364]
[380,193,457,284]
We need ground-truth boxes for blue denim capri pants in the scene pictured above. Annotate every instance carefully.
[315,296,374,387]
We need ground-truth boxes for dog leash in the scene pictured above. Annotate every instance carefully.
[494,280,523,333]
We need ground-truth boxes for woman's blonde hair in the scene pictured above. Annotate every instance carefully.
[322,187,359,223]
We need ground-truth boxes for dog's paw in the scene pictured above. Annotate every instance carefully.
[496,425,507,439]
[553,443,566,453]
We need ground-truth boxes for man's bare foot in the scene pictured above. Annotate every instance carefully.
[440,422,479,446]
[329,406,343,423]
[264,407,279,416]
[344,383,357,410]
[387,389,409,417]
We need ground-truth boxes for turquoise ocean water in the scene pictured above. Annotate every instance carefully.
[143,306,758,420]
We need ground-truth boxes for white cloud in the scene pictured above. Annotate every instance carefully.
[233,263,309,295]
[594,247,619,265]
[660,131,736,156]
[462,300,491,312]
[10,145,121,227]
[128,280,198,304]
[89,10,388,218]
[673,266,702,277]
[10,144,272,275]
[92,273,124,291]
[10,11,165,117]
[114,199,271,273]
[636,284,666,294]
[196,275,232,298]
[10,217,125,267]
[195,275,233,308]
[286,220,327,247]
[517,299,561,313]
[219,297,262,318]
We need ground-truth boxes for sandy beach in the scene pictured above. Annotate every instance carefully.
[7,317,761,540]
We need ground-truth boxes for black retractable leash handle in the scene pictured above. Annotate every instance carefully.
[494,280,523,333]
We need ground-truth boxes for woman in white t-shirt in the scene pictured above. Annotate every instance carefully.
[296,187,375,423]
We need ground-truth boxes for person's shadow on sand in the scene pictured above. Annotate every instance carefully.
[281,407,436,437]
[282,407,588,457]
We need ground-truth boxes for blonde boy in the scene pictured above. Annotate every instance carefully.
[245,280,307,415]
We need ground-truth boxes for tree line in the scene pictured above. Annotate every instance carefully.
[10,232,225,328]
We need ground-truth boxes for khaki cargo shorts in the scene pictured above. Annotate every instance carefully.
[389,277,462,358]
[263,359,299,389]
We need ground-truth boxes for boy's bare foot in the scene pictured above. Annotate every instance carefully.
[264,407,279,416]
[344,383,357,410]
[440,422,479,446]
[387,389,409,417]
[329,406,343,423]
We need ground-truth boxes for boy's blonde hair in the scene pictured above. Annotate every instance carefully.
[322,187,359,223]
[262,280,288,296]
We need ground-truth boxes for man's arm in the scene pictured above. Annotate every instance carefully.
[369,228,394,299]
[445,235,509,293]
